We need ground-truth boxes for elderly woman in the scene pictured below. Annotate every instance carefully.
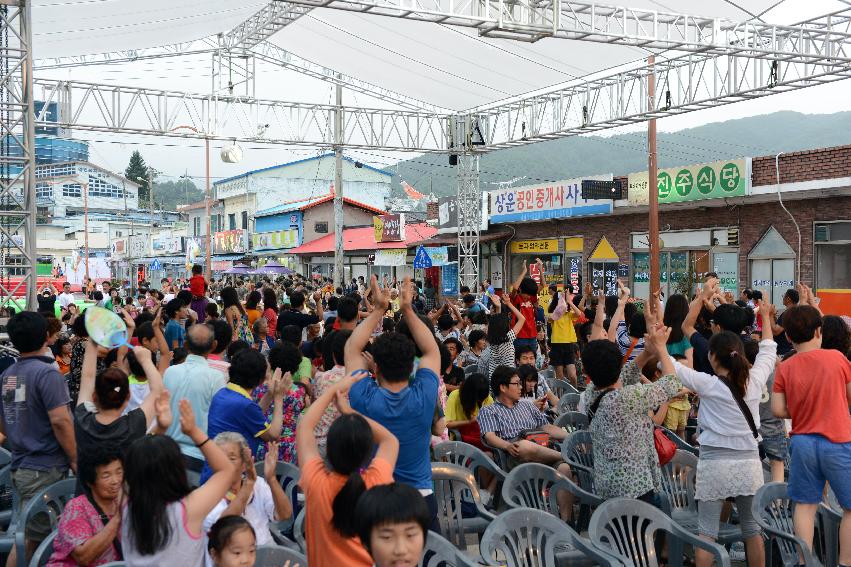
[46,447,124,566]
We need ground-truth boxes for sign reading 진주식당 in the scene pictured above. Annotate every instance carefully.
[628,158,749,206]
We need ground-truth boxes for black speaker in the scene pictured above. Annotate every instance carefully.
[581,179,623,200]
[449,154,458,166]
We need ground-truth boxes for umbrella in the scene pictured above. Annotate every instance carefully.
[251,261,294,276]
[222,264,252,275]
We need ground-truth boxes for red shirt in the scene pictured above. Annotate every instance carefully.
[510,291,538,339]
[189,275,206,297]
[774,349,851,443]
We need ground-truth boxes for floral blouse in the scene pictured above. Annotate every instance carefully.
[47,495,120,566]
[68,339,105,407]
[585,361,682,499]
[252,382,307,464]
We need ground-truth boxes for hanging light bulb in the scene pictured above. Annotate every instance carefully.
[220,141,243,163]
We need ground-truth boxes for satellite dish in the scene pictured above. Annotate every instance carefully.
[221,144,243,163]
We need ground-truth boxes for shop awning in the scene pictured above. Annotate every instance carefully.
[212,253,249,261]
[289,223,438,255]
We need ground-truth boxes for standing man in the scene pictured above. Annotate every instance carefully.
[0,312,76,565]
[277,291,324,339]
[58,282,75,314]
[163,323,226,472]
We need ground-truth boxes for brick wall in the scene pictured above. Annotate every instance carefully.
[509,195,851,288]
[751,145,851,186]
[426,200,439,221]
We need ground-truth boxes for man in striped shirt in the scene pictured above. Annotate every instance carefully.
[477,365,574,520]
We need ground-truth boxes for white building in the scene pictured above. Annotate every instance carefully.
[20,161,141,221]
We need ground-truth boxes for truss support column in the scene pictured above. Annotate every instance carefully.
[333,79,344,289]
[457,153,481,291]
[0,0,37,310]
[647,55,660,298]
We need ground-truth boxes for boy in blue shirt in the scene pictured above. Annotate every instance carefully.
[346,275,441,526]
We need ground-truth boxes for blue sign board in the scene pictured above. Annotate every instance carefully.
[149,259,162,271]
[489,178,613,224]
[413,245,432,269]
[441,262,459,296]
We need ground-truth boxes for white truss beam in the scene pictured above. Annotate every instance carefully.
[219,2,314,50]
[31,78,449,152]
[33,39,442,112]
[278,0,851,63]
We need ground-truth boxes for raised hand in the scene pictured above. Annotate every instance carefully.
[133,345,152,365]
[264,442,280,481]
[369,275,390,312]
[645,324,672,354]
[154,390,173,430]
[178,399,197,436]
[399,277,414,311]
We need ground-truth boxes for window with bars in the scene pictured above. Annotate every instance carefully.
[35,184,53,199]
[193,217,201,236]
[87,176,123,198]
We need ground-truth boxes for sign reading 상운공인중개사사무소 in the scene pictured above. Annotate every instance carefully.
[489,176,614,224]
[628,158,749,206]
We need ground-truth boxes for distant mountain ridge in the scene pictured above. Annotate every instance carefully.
[390,111,851,197]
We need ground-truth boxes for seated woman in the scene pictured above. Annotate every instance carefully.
[47,447,124,566]
[444,372,492,451]
[202,432,291,553]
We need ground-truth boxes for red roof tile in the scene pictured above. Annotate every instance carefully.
[289,223,438,254]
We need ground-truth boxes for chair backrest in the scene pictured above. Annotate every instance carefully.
[431,462,494,548]
[658,450,698,513]
[293,508,306,553]
[560,430,593,470]
[553,411,589,432]
[420,530,477,567]
[433,441,506,482]
[753,482,820,567]
[0,464,19,533]
[18,478,76,540]
[28,530,56,567]
[255,544,308,567]
[256,460,302,533]
[556,393,581,415]
[501,463,568,516]
[479,507,582,567]
[551,379,577,399]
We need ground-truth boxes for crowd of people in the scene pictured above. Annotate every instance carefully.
[0,262,848,567]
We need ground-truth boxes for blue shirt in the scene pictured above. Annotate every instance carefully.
[163,355,226,460]
[200,383,269,483]
[164,319,186,350]
[349,367,439,490]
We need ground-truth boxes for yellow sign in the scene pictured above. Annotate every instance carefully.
[373,216,385,243]
[510,239,558,254]
[564,237,583,253]
[590,236,619,261]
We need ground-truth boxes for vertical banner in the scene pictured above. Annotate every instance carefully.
[490,256,504,288]
[441,263,459,296]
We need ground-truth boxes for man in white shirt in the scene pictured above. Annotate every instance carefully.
[58,282,75,312]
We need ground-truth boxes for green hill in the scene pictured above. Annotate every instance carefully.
[391,111,851,197]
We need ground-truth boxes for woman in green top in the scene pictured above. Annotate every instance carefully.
[663,294,694,438]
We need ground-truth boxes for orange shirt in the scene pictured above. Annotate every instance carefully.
[246,308,261,328]
[300,456,394,567]
[774,349,851,443]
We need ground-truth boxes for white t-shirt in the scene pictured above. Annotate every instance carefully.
[162,293,175,304]
[203,476,276,567]
[58,292,75,309]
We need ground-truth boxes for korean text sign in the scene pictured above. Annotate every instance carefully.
[489,176,613,224]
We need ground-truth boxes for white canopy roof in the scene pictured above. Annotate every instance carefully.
[32,0,847,111]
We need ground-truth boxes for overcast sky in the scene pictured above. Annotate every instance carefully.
[31,0,851,188]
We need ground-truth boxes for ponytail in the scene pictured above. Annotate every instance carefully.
[326,413,373,537]
[708,331,751,397]
[331,472,367,537]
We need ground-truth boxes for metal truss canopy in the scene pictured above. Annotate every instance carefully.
[219,1,314,50]
[32,78,449,151]
[279,0,851,64]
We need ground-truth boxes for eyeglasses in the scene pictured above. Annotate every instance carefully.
[508,381,522,387]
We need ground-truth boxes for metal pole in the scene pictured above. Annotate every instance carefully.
[83,180,89,283]
[205,137,212,280]
[333,78,344,289]
[21,0,38,310]
[647,55,660,298]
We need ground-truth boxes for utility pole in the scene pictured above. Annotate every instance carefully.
[333,77,344,289]
[82,179,89,283]
[205,137,212,280]
[648,55,660,298]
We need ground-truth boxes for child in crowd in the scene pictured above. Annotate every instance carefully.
[509,258,543,353]
[515,346,559,407]
[189,264,209,324]
[207,516,257,567]
[355,483,431,567]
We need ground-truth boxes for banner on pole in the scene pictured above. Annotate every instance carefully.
[374,249,406,266]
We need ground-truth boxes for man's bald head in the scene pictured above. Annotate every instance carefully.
[186,323,214,356]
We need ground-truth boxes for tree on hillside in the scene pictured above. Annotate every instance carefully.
[125,151,150,203]
[151,178,205,211]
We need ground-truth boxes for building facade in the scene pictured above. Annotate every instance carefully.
[486,145,851,315]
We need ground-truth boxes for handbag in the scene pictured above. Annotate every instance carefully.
[653,427,677,466]
[519,429,551,447]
